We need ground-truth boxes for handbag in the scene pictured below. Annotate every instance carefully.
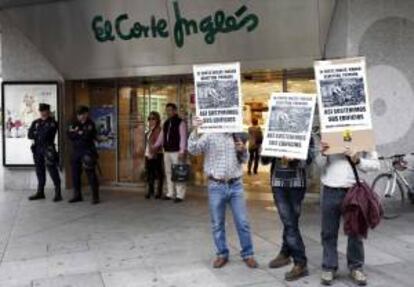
[342,156,383,237]
[171,162,190,182]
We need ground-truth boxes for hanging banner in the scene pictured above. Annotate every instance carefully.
[261,93,316,160]
[314,57,375,154]
[90,106,117,150]
[2,82,59,167]
[193,62,243,133]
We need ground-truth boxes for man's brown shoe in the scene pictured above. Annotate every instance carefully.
[244,257,259,269]
[285,264,309,281]
[213,257,228,269]
[350,269,367,286]
[269,253,292,269]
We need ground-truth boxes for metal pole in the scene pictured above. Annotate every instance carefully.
[115,80,120,184]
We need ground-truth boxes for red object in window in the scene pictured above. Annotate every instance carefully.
[14,120,23,129]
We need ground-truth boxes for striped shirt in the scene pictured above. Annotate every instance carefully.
[271,159,308,188]
[262,138,314,188]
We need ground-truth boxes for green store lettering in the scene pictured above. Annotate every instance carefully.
[91,1,259,48]
[172,1,259,47]
[92,14,169,41]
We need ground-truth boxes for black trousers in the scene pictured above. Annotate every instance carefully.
[71,152,99,200]
[34,151,61,191]
[248,148,260,174]
[145,154,164,197]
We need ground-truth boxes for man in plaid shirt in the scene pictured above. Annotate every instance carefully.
[188,117,258,270]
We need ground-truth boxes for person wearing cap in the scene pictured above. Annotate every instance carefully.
[28,103,62,202]
[68,106,100,204]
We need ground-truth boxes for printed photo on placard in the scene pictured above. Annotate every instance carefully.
[2,82,58,167]
[261,93,316,160]
[193,62,243,133]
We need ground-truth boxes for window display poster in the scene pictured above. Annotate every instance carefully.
[314,57,375,154]
[261,93,316,160]
[90,106,117,150]
[193,62,243,133]
[2,82,58,166]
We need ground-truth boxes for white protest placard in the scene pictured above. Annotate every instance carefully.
[314,57,372,132]
[261,93,316,160]
[314,57,375,154]
[193,62,243,133]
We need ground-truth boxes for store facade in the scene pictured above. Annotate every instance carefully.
[0,0,334,190]
[63,69,316,187]
[1,0,414,190]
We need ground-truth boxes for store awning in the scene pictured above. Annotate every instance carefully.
[0,0,63,9]
[2,0,336,79]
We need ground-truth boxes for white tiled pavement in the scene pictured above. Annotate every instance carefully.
[0,186,413,287]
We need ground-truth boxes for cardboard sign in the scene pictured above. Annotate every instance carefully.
[314,57,375,154]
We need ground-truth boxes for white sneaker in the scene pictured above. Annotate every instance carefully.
[350,269,367,286]
[321,270,335,285]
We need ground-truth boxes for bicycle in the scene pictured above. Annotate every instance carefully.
[371,154,414,219]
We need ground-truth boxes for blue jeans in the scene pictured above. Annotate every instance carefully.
[208,179,254,259]
[321,186,364,271]
[272,187,307,265]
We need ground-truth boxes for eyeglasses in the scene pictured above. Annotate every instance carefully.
[147,117,156,121]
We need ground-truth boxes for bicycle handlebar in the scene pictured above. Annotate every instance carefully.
[378,154,408,160]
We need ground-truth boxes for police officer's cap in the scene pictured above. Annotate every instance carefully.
[39,103,51,112]
[76,106,90,115]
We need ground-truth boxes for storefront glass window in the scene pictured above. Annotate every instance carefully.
[68,69,319,188]
[150,84,178,122]
[179,80,194,128]
[287,69,317,93]
[241,71,283,130]
[118,86,147,183]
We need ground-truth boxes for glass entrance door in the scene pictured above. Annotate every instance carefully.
[116,81,179,184]
[69,79,184,187]
[117,86,148,183]
[149,83,178,122]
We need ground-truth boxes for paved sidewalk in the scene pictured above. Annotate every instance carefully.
[0,187,413,287]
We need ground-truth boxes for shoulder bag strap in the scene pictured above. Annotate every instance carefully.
[346,156,361,186]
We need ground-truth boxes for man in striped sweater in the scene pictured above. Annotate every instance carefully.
[261,138,315,281]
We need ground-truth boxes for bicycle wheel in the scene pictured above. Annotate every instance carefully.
[372,173,405,219]
[406,185,414,204]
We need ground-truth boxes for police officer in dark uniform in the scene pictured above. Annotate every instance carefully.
[68,106,100,204]
[28,103,62,202]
